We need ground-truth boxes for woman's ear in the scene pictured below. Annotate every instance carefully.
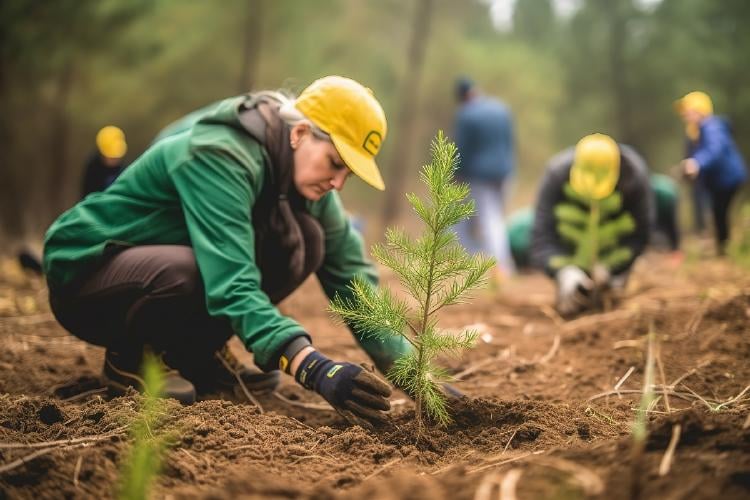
[290,123,310,149]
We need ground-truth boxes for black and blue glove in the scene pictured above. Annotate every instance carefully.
[296,351,392,429]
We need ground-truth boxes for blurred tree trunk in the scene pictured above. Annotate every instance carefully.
[44,61,76,227]
[238,0,264,93]
[607,1,636,145]
[0,57,24,244]
[383,0,434,225]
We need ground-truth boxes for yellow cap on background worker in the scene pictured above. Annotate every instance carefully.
[96,126,127,159]
[673,91,713,117]
[570,133,621,200]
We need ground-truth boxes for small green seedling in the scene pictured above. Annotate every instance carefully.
[330,131,494,432]
[117,353,169,500]
[630,325,656,500]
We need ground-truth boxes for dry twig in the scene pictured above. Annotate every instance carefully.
[587,388,698,404]
[216,354,264,413]
[61,387,108,402]
[430,450,476,475]
[502,429,518,455]
[658,424,681,476]
[473,472,502,500]
[0,447,60,474]
[467,451,546,475]
[72,454,83,488]
[562,309,634,333]
[362,457,403,481]
[499,469,523,500]
[0,426,127,449]
[532,456,604,495]
[454,351,509,381]
[271,391,334,411]
[669,360,711,388]
[540,305,564,327]
[654,339,671,413]
[537,334,560,364]
[613,366,635,395]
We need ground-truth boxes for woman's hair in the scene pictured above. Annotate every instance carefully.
[255,90,331,142]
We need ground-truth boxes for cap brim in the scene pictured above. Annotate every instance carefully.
[330,135,385,191]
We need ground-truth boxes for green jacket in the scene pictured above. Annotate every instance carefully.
[44,96,408,371]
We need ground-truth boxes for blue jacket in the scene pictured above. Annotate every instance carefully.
[454,96,514,181]
[689,116,747,190]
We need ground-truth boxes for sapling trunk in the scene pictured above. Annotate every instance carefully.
[330,132,494,433]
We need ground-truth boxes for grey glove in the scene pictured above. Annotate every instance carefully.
[556,265,594,316]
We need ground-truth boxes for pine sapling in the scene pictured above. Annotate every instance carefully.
[550,184,635,274]
[330,131,494,432]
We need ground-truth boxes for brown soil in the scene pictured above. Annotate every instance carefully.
[1,252,749,499]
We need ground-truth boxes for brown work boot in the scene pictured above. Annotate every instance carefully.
[178,345,280,396]
[103,348,196,405]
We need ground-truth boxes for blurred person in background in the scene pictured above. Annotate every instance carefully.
[81,125,129,198]
[649,173,683,264]
[531,134,651,317]
[506,175,680,272]
[675,91,747,256]
[44,76,404,429]
[452,76,516,281]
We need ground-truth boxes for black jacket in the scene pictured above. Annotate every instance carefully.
[81,152,126,199]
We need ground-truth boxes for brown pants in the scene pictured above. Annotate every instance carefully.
[49,245,233,368]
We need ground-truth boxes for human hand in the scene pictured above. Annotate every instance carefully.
[556,265,594,316]
[296,351,391,429]
[681,158,699,179]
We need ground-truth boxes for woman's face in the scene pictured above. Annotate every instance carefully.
[291,124,351,201]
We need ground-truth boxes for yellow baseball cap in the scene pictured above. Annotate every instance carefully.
[294,76,387,190]
[96,125,127,159]
[673,91,713,116]
[570,133,620,200]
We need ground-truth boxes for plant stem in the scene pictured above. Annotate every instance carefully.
[414,226,440,434]
[590,199,600,269]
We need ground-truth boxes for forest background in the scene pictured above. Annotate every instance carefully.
[2,0,748,246]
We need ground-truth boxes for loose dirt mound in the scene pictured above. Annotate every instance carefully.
[1,253,749,499]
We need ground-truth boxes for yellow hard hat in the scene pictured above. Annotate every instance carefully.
[673,91,713,116]
[294,76,387,191]
[96,125,127,159]
[570,133,620,200]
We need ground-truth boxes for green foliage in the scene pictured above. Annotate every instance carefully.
[330,132,494,429]
[117,353,168,500]
[550,183,635,272]
[5,0,750,242]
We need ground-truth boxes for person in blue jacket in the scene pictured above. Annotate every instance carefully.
[452,77,516,279]
[675,91,747,255]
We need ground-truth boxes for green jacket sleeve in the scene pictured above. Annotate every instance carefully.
[170,146,309,371]
[313,193,411,372]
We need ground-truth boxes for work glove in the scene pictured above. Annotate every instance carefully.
[296,351,392,430]
[555,265,594,316]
